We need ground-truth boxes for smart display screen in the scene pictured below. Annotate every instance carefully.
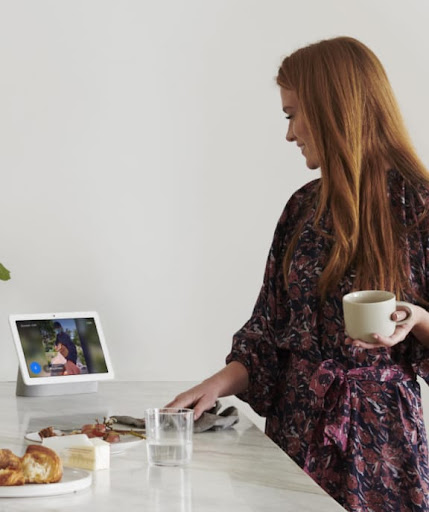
[11,314,112,382]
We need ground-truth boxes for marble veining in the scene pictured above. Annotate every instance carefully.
[0,381,344,511]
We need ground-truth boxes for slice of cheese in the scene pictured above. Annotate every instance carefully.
[43,435,110,470]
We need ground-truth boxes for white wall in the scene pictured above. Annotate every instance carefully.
[0,0,429,427]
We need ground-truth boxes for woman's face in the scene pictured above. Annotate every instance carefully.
[280,88,320,170]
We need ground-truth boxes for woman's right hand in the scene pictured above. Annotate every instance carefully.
[166,381,220,420]
[165,361,249,420]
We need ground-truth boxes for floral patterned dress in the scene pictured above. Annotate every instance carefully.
[226,171,429,511]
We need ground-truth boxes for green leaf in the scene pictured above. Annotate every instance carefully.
[0,263,11,281]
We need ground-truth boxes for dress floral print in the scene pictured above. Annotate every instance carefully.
[226,171,429,511]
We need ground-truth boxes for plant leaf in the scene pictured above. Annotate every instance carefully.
[0,263,11,281]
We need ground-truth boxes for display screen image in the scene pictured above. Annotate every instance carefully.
[16,317,109,379]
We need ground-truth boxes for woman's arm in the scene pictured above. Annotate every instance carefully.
[166,361,249,420]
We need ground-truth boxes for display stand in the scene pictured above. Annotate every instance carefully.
[16,368,98,397]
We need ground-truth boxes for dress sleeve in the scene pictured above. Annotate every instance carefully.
[410,228,429,383]
[404,184,429,383]
[225,183,314,416]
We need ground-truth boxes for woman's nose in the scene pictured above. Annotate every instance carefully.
[286,123,295,142]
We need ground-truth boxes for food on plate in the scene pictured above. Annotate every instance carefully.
[0,449,25,486]
[21,445,63,484]
[38,417,145,443]
[38,426,57,438]
[81,423,105,436]
[103,431,120,443]
[0,445,62,486]
[43,435,110,470]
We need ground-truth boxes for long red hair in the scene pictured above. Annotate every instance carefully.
[277,36,429,300]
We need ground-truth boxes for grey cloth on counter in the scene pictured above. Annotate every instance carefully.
[111,401,239,433]
[193,402,239,433]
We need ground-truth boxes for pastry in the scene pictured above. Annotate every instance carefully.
[0,449,25,486]
[21,445,63,484]
[0,445,63,486]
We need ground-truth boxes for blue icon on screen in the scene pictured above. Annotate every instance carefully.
[30,362,41,374]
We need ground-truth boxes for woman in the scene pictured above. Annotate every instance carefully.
[53,322,81,375]
[168,37,429,511]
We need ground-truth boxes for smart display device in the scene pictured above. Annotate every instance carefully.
[9,312,114,396]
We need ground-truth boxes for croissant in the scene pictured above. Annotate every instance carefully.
[0,449,25,486]
[22,445,63,484]
[0,445,63,486]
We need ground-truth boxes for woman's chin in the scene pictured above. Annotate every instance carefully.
[306,159,320,170]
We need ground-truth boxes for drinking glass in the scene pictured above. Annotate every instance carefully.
[145,408,193,466]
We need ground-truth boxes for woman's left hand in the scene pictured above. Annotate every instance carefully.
[345,305,417,349]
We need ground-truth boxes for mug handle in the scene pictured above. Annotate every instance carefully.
[394,301,414,325]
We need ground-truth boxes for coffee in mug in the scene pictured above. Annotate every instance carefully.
[342,290,413,343]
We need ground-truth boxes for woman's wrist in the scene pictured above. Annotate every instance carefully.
[203,362,249,398]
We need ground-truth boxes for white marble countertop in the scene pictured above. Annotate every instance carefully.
[0,381,344,511]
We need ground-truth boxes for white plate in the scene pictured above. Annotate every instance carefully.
[24,432,144,454]
[0,467,91,498]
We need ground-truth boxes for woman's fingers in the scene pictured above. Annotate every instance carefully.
[192,398,217,420]
[166,390,198,409]
[392,309,409,322]
[165,386,218,420]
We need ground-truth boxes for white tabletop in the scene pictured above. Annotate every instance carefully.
[0,381,344,511]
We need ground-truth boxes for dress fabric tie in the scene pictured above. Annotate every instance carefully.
[308,359,415,452]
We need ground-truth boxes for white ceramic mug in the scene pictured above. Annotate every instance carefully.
[342,290,413,343]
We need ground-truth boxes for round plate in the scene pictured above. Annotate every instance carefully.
[0,468,91,498]
[24,432,144,454]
